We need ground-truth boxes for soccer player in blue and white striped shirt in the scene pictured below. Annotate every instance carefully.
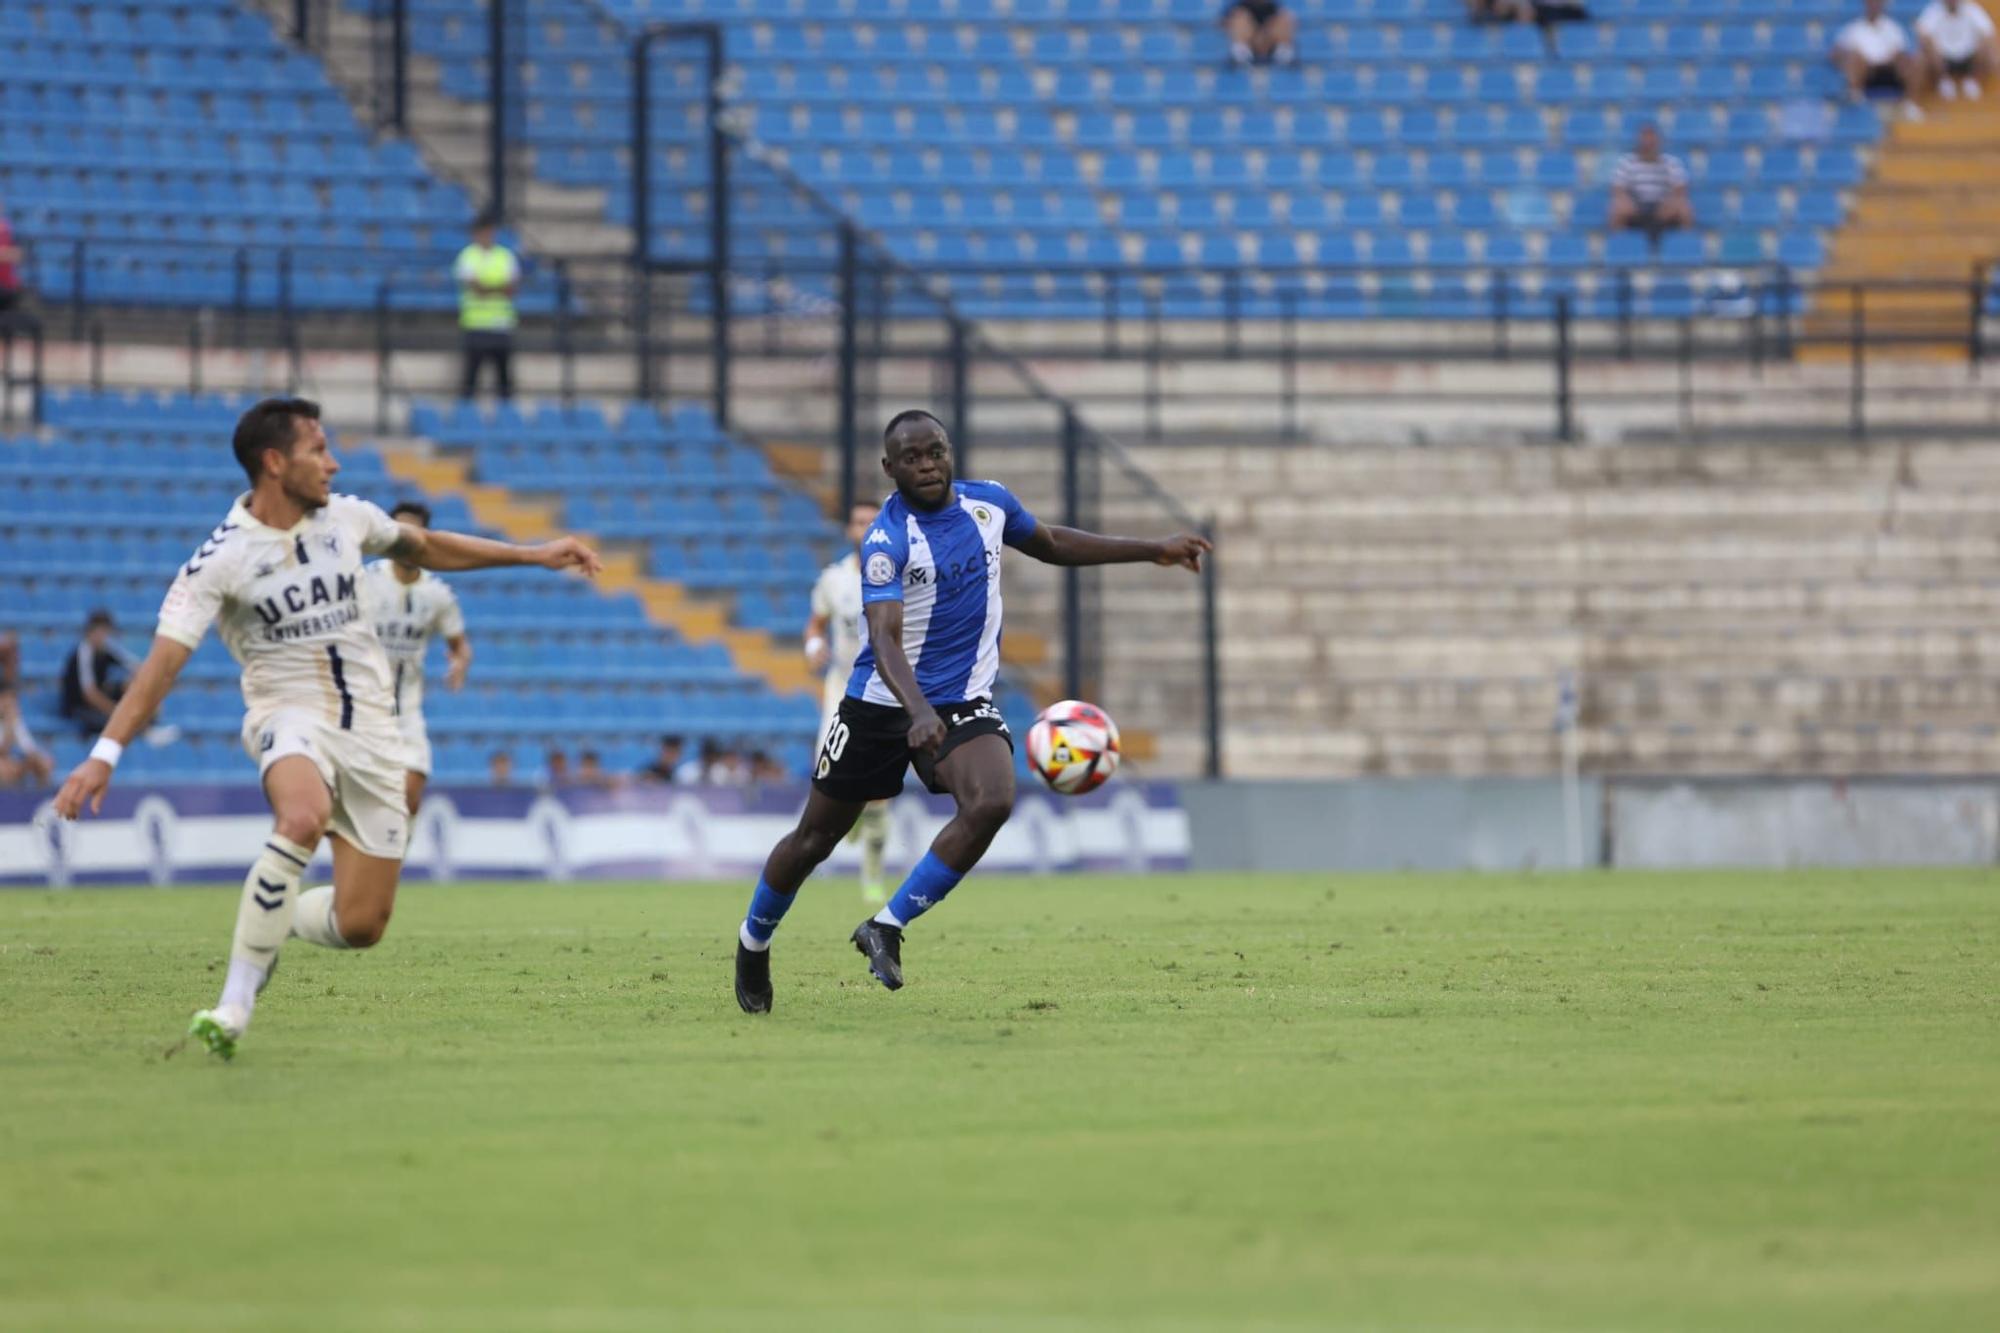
[733,410,1210,1012]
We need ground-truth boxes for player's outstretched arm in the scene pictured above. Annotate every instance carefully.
[1016,524,1210,572]
[53,636,193,819]
[388,525,602,577]
[863,601,946,752]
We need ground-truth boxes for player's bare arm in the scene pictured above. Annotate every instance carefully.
[52,636,194,819]
[445,633,472,691]
[863,600,946,752]
[1016,524,1210,571]
[385,524,602,577]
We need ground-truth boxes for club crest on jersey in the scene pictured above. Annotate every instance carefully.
[320,533,342,557]
[864,552,896,585]
[974,506,991,524]
[254,560,281,579]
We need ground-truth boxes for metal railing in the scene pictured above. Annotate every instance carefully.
[0,310,45,428]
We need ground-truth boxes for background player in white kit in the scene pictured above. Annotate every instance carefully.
[363,500,471,817]
[805,500,889,902]
[52,398,600,1060]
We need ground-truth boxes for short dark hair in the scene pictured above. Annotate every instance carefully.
[660,734,685,750]
[473,209,502,231]
[85,608,115,631]
[232,397,321,485]
[579,748,601,764]
[390,500,433,526]
[882,409,944,448]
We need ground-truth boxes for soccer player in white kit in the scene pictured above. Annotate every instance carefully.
[53,399,600,1059]
[363,500,470,817]
[805,500,890,902]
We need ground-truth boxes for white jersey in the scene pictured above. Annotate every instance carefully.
[362,562,465,720]
[157,493,404,730]
[810,551,865,681]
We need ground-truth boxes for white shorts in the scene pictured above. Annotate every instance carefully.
[397,709,433,777]
[243,707,411,861]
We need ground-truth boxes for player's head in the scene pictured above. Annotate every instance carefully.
[391,500,432,529]
[472,210,500,245]
[846,499,881,546]
[659,734,684,760]
[233,397,335,510]
[83,609,116,647]
[881,409,953,511]
[1635,122,1661,157]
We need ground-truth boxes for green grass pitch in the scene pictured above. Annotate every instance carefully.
[2,870,1996,1332]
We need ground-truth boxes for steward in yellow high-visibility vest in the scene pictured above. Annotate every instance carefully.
[454,213,520,400]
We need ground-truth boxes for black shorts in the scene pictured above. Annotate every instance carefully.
[1864,63,1906,93]
[812,696,1013,803]
[1224,1,1282,23]
[1945,55,1976,78]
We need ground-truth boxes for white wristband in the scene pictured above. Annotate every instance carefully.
[805,635,827,658]
[90,737,124,769]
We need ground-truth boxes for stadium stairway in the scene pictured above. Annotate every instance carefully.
[1809,93,2000,357]
[390,402,818,697]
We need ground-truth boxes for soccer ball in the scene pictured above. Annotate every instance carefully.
[1026,699,1121,795]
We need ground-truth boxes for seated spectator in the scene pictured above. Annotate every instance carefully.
[0,197,20,317]
[543,747,571,788]
[639,734,700,785]
[1917,0,1997,99]
[575,748,619,790]
[1609,124,1695,241]
[1222,1,1297,67]
[60,609,137,735]
[701,741,752,786]
[1834,0,1927,119]
[487,749,514,787]
[0,684,53,788]
[1465,0,1536,21]
[749,750,788,786]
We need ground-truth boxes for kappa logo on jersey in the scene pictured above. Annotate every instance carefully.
[865,529,893,546]
[864,552,896,585]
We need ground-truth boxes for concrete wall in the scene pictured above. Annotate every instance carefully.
[1183,776,2000,872]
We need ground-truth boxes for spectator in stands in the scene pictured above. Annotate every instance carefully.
[455,212,520,401]
[1834,0,1927,119]
[59,610,137,736]
[1608,124,1695,242]
[749,750,788,785]
[488,749,515,787]
[640,734,699,785]
[544,747,571,788]
[700,740,751,786]
[1465,0,1536,21]
[1222,1,1298,67]
[1917,0,1997,99]
[0,197,21,317]
[575,749,619,790]
[0,684,53,788]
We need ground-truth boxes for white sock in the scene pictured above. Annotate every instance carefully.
[218,834,312,1017]
[289,886,352,949]
[860,804,888,885]
[1275,42,1297,64]
[872,906,906,929]
[1941,77,1960,99]
[738,920,770,952]
[1229,41,1251,63]
[1966,78,1983,100]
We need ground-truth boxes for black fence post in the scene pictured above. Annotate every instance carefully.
[487,0,507,218]
[1969,262,1986,375]
[556,259,575,405]
[390,0,409,131]
[837,223,861,518]
[1280,288,1297,438]
[1677,315,1695,439]
[703,24,730,429]
[1201,514,1222,780]
[293,0,309,46]
[1553,294,1574,443]
[1060,408,1083,703]
[70,240,85,341]
[949,317,971,477]
[374,281,391,433]
[89,319,104,394]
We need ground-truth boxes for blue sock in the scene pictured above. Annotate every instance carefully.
[739,877,795,951]
[875,851,965,929]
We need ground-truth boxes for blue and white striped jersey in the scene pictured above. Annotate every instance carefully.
[846,480,1039,708]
